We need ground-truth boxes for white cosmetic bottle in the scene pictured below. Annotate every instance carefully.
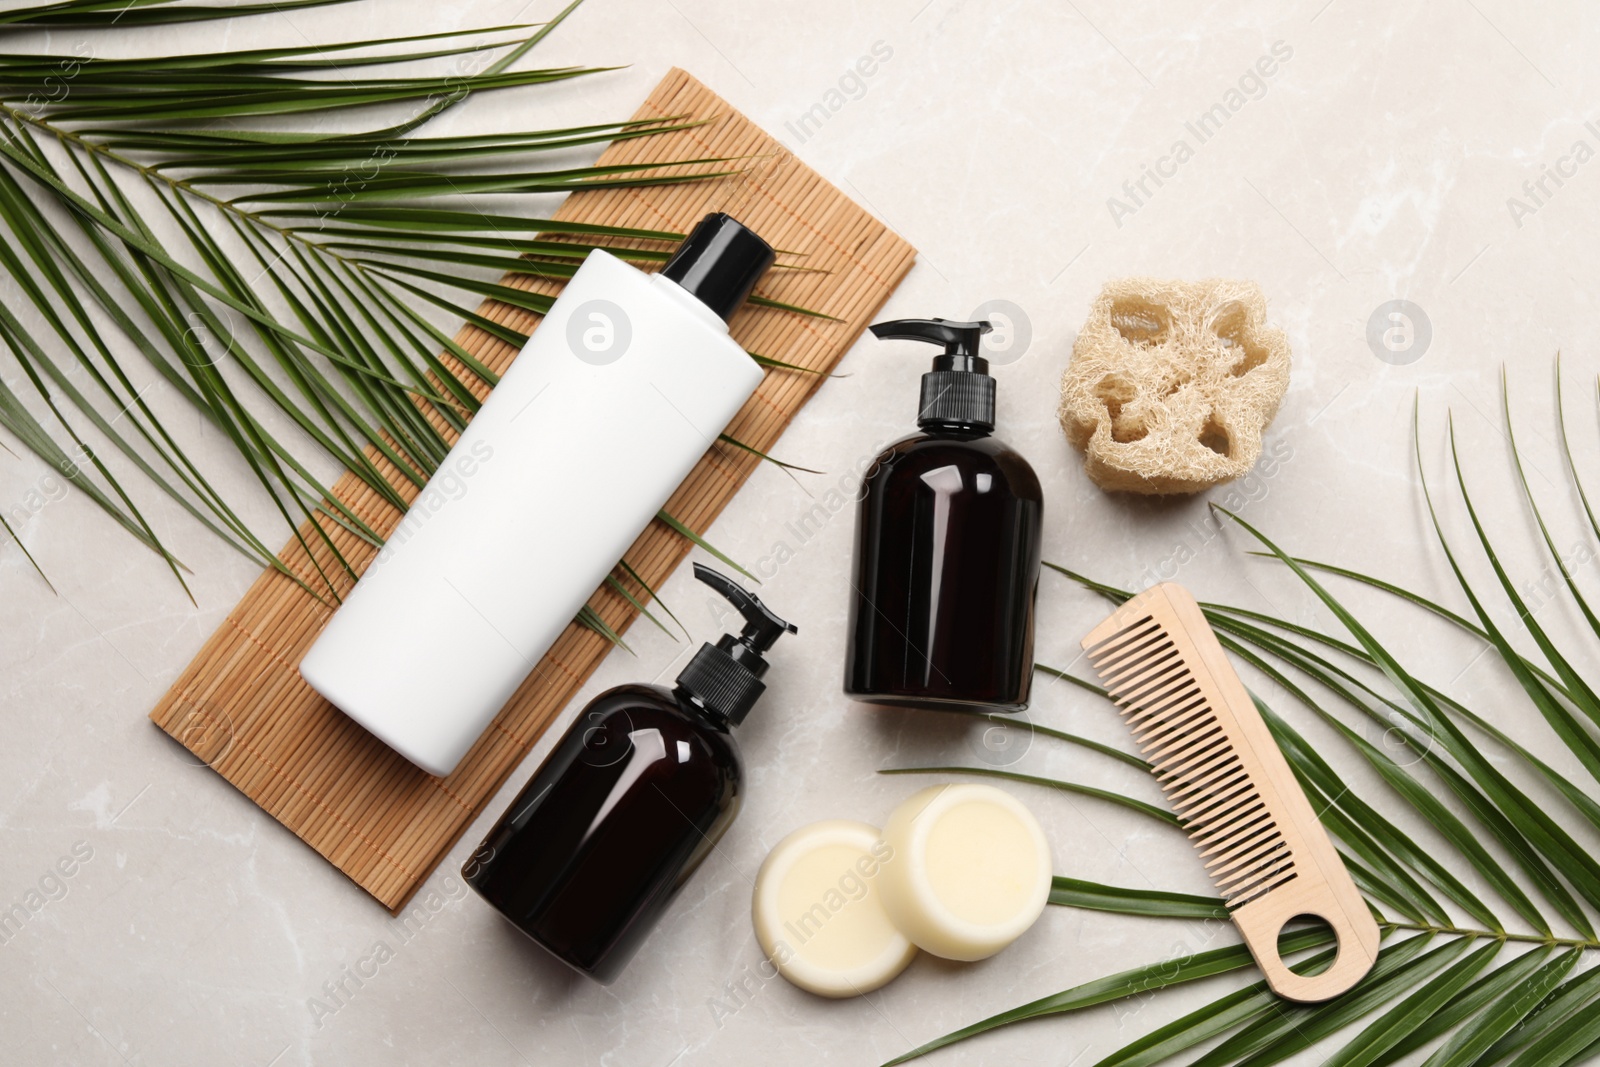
[299,214,775,776]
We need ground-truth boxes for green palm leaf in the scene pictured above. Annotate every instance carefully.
[0,0,361,27]
[0,0,818,639]
[881,926,1341,1066]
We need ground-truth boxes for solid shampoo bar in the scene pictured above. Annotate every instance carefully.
[878,784,1051,961]
[752,820,917,998]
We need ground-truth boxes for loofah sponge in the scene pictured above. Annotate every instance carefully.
[1059,278,1291,495]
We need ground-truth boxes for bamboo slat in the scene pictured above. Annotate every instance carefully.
[148,69,917,912]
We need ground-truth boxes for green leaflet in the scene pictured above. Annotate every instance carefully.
[1369,945,1561,1067]
[878,766,1180,826]
[1189,934,1451,1067]
[1047,878,1228,921]
[879,927,1340,1066]
[1420,948,1577,1067]
[1316,939,1502,1067]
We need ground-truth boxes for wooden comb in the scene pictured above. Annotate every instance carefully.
[1082,583,1380,1002]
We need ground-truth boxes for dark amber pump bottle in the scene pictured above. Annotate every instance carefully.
[845,318,1043,712]
[463,565,796,983]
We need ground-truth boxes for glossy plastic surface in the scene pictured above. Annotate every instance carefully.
[298,248,762,777]
[844,430,1043,711]
[463,683,741,982]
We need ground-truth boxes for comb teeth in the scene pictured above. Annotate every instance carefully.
[1087,614,1298,910]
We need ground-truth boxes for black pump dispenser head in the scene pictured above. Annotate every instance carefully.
[660,213,776,323]
[869,318,997,432]
[675,564,798,725]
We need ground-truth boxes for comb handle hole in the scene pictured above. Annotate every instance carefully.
[1277,913,1337,976]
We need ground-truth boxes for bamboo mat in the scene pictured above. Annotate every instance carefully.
[149,69,916,913]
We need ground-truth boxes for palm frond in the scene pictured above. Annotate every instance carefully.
[0,0,361,27]
[0,1,818,642]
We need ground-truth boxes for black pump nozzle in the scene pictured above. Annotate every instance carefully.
[674,564,798,725]
[869,318,993,372]
[870,317,998,432]
[693,563,797,659]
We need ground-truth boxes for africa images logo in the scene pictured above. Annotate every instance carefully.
[1107,41,1294,227]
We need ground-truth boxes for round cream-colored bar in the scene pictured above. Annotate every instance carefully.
[752,820,918,998]
[878,784,1052,961]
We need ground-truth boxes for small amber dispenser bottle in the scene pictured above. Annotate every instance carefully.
[462,565,797,982]
[844,318,1043,712]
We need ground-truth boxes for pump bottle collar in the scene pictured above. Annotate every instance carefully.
[869,318,997,432]
[675,564,797,725]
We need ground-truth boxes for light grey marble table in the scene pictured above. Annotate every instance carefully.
[3,1,1597,1064]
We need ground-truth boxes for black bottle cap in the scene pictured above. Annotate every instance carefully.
[869,318,997,432]
[675,564,797,725]
[660,213,776,323]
